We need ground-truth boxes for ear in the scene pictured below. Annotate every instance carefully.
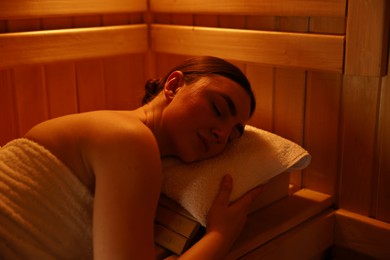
[163,71,184,101]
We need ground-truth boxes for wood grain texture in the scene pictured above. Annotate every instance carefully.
[0,0,147,19]
[334,209,390,259]
[344,0,390,76]
[376,72,390,222]
[0,25,148,69]
[227,189,332,259]
[303,71,342,196]
[150,0,346,16]
[239,210,334,260]
[339,76,381,215]
[151,24,344,72]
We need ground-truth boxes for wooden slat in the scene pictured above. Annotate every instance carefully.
[0,70,19,145]
[103,54,146,110]
[151,25,344,72]
[339,76,381,215]
[345,0,390,76]
[240,210,334,260]
[334,209,390,259]
[13,66,49,136]
[246,64,274,131]
[227,189,333,259]
[0,0,147,19]
[0,24,148,69]
[377,72,390,222]
[150,0,346,16]
[273,68,306,190]
[303,72,342,196]
[76,60,106,112]
[45,62,79,118]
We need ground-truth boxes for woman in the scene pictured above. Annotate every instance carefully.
[0,56,262,259]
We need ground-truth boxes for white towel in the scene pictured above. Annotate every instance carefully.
[0,138,93,259]
[162,125,311,226]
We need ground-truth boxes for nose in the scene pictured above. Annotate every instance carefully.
[211,127,230,144]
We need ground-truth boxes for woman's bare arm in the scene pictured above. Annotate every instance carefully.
[89,125,162,260]
[178,175,263,260]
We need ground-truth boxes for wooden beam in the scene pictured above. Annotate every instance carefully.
[227,189,333,259]
[150,0,346,16]
[334,209,390,259]
[345,0,390,76]
[0,25,148,69]
[239,210,334,259]
[151,24,344,72]
[0,0,147,19]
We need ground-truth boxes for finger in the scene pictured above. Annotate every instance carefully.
[214,174,233,205]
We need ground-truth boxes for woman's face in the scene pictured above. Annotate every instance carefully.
[162,75,252,162]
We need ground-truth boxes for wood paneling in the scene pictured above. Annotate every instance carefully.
[377,71,390,222]
[227,189,332,259]
[12,66,49,136]
[150,0,346,16]
[345,0,390,76]
[304,72,342,196]
[239,210,334,260]
[45,63,78,118]
[246,65,274,132]
[0,25,148,69]
[0,0,147,19]
[273,68,306,189]
[334,209,390,259]
[0,70,18,144]
[339,76,381,215]
[151,25,344,72]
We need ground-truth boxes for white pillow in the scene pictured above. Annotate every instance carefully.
[161,125,311,226]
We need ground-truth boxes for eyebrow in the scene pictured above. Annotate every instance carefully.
[221,94,244,136]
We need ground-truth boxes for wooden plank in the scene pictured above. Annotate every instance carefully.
[0,24,148,69]
[309,17,346,34]
[44,63,79,118]
[273,68,306,190]
[0,0,147,19]
[345,0,390,76]
[0,69,19,145]
[227,189,333,259]
[151,24,344,72]
[239,210,334,260]
[339,76,381,215]
[76,59,106,112]
[12,66,49,136]
[277,16,309,32]
[334,209,390,259]
[150,0,346,16]
[246,64,274,131]
[303,72,342,196]
[377,73,390,222]
[103,54,145,110]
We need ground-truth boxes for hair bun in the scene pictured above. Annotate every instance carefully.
[142,78,162,104]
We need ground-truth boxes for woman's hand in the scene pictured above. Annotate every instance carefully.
[206,174,263,247]
[179,175,262,259]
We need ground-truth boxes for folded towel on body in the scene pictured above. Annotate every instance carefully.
[161,125,311,226]
[0,138,93,259]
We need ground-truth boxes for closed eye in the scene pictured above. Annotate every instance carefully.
[212,102,222,117]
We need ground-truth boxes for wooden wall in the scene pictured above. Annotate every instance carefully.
[0,0,389,228]
[0,0,148,144]
[149,0,346,199]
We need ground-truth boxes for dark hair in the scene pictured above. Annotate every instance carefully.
[142,56,256,116]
